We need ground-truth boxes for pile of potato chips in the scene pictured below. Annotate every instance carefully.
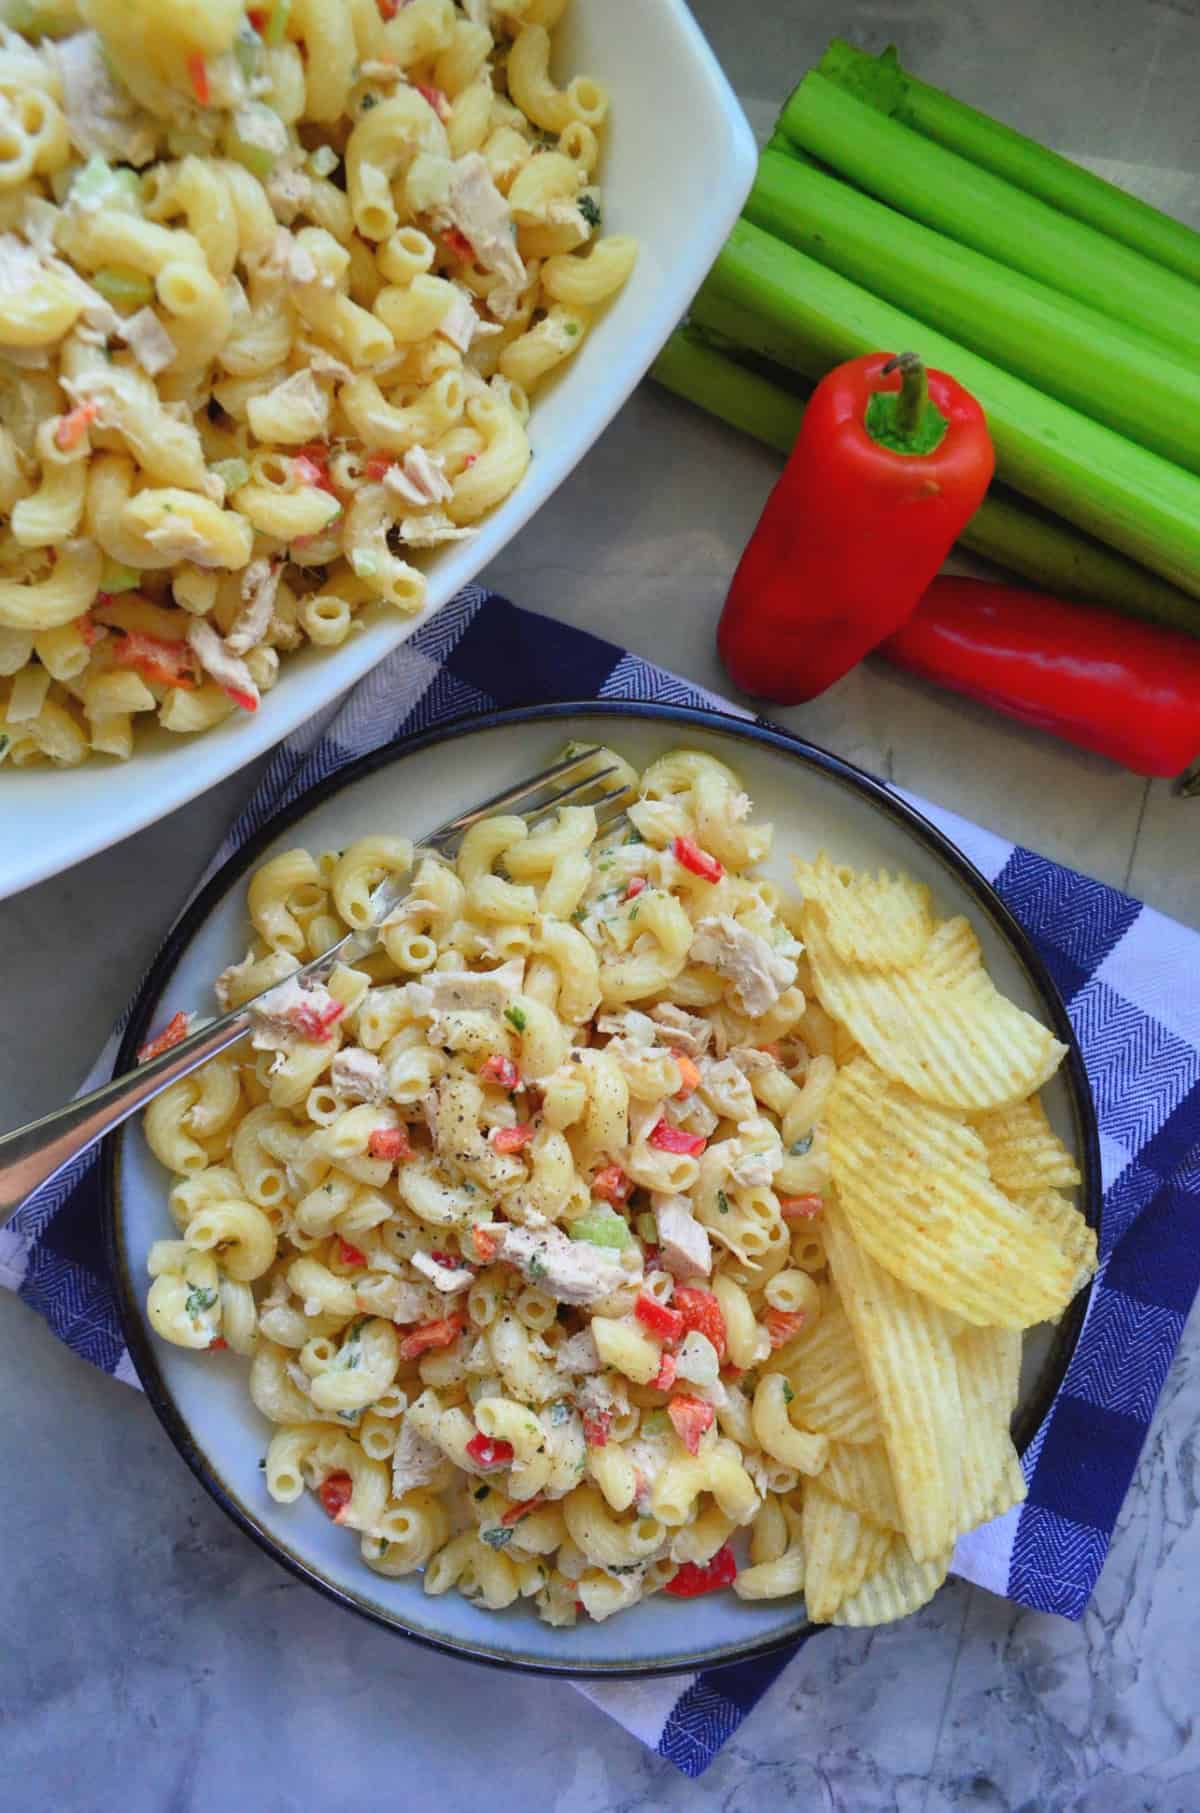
[777,853,1096,1626]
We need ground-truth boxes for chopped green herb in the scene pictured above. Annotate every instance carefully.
[184,1285,217,1318]
[571,906,587,925]
[481,1525,514,1549]
[628,905,639,922]
[504,1004,527,1033]
[257,1457,266,1470]
[789,1132,814,1157]
[717,1190,730,1215]
[377,1539,391,1556]
[360,91,378,111]
[578,193,602,229]
[563,321,579,337]
[549,1400,570,1425]
[782,1381,795,1404]
[528,1253,548,1284]
[474,1485,490,1501]
[624,827,642,844]
[607,1562,642,1575]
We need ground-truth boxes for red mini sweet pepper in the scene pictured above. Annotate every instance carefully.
[718,350,994,703]
[881,577,1200,781]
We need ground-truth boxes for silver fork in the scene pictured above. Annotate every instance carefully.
[0,744,631,1227]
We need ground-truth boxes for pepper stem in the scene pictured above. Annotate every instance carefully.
[865,351,949,458]
[882,351,929,439]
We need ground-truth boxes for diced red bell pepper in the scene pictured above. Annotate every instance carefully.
[440,226,475,262]
[290,998,345,1042]
[492,1122,535,1154]
[500,1493,544,1526]
[672,1287,727,1362]
[413,81,450,121]
[473,1225,499,1263]
[757,1041,783,1061]
[582,1410,611,1448]
[76,611,103,648]
[223,684,259,713]
[247,7,267,29]
[465,1433,514,1471]
[480,1053,520,1091]
[112,629,198,690]
[376,0,399,17]
[672,835,724,883]
[137,1009,191,1064]
[649,1120,706,1157]
[664,1544,737,1597]
[186,52,210,107]
[318,1472,353,1521]
[650,1351,677,1392]
[367,1126,414,1162]
[591,1165,631,1205]
[462,452,478,469]
[54,400,98,452]
[293,446,337,494]
[337,1238,367,1268]
[634,1294,684,1343]
[624,875,646,900]
[429,1249,470,1275]
[363,452,395,484]
[778,1194,824,1222]
[667,1394,715,1455]
[672,1051,702,1098]
[208,1336,228,1350]
[763,1307,807,1349]
[397,1312,465,1360]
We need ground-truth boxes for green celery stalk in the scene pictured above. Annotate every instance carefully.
[746,149,1200,476]
[651,328,1200,632]
[777,73,1200,370]
[819,40,1200,287]
[651,327,803,455]
[693,220,1200,599]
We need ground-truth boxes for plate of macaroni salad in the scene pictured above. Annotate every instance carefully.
[0,0,638,770]
[111,709,1100,1672]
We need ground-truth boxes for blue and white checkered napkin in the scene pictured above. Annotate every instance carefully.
[5,588,1199,1777]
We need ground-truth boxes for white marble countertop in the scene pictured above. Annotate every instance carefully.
[3,2,1199,1807]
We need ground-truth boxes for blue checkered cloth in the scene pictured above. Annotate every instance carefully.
[5,589,1198,1778]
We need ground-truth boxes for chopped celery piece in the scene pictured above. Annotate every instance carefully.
[818,40,1200,288]
[634,1211,658,1245]
[777,73,1200,372]
[70,157,141,214]
[746,150,1200,478]
[99,561,141,594]
[265,0,292,47]
[568,1208,632,1250]
[694,220,1200,599]
[234,22,260,82]
[211,457,251,494]
[92,265,154,311]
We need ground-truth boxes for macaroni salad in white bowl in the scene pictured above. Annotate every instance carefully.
[107,706,1100,1673]
[0,1,757,896]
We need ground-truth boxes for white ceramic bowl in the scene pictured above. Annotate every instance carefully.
[0,1,757,902]
[105,705,1100,1677]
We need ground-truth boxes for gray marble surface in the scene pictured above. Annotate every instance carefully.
[3,1,1200,1807]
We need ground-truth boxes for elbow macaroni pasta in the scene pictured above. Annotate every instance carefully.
[0,0,634,767]
[140,745,1087,1628]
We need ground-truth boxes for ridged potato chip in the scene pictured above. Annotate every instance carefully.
[973,1095,1083,1193]
[803,905,1068,1112]
[825,1208,966,1561]
[801,1481,893,1623]
[822,1439,904,1533]
[954,1326,1027,1531]
[921,914,986,990]
[780,1291,880,1445]
[829,1059,1083,1328]
[832,1538,952,1628]
[791,851,933,969]
[1014,1189,1098,1300]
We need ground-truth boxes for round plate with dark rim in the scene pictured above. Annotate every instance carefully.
[103,702,1101,1678]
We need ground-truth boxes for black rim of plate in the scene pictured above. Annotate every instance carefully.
[103,699,1102,1680]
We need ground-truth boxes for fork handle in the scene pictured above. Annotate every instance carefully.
[0,1010,253,1229]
